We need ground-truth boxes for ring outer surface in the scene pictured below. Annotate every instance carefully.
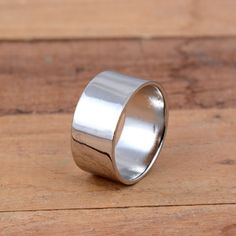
[71,71,168,185]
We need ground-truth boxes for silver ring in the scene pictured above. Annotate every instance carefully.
[71,71,168,185]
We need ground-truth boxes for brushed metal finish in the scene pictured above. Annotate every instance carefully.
[71,71,168,185]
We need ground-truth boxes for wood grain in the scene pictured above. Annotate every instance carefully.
[0,38,236,115]
[0,109,235,212]
[0,205,236,236]
[1,0,236,39]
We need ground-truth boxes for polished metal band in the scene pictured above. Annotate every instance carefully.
[71,71,168,185]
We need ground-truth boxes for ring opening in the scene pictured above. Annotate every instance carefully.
[114,84,166,182]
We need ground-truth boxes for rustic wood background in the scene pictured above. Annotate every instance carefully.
[0,0,236,235]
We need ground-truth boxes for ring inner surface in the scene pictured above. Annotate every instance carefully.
[114,85,165,181]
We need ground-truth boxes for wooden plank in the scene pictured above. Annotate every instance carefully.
[0,38,236,115]
[0,205,235,235]
[1,0,236,39]
[0,109,235,212]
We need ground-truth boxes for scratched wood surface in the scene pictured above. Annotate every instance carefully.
[0,109,235,211]
[0,0,236,235]
[1,0,236,39]
[0,205,236,236]
[0,38,236,115]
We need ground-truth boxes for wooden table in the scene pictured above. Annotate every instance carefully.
[0,1,236,235]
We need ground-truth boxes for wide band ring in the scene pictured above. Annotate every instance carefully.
[71,71,168,185]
